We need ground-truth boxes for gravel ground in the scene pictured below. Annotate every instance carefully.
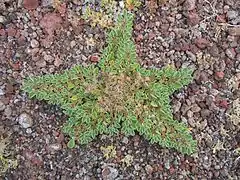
[0,0,240,179]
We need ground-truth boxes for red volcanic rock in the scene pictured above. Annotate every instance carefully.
[23,0,39,10]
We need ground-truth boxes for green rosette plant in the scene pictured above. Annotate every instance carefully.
[22,11,197,155]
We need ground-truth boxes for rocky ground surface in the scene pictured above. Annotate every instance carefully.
[0,0,240,179]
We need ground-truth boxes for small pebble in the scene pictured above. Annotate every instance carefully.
[0,15,6,23]
[70,40,76,48]
[18,113,33,128]
[122,137,129,144]
[145,164,153,175]
[4,106,12,117]
[31,39,39,48]
[0,101,6,111]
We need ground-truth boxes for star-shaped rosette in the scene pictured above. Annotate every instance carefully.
[22,11,197,154]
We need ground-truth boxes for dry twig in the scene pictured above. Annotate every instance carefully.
[202,0,240,27]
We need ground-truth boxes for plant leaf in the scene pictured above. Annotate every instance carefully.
[67,138,75,148]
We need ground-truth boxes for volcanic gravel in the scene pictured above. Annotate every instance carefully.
[0,0,239,179]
